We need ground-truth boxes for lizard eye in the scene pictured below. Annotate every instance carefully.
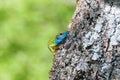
[55,31,68,44]
[56,33,63,39]
[59,33,63,35]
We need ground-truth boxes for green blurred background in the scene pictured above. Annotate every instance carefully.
[0,0,75,80]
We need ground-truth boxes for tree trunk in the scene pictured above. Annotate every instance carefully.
[50,0,120,80]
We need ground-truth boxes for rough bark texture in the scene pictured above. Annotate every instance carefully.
[50,0,120,80]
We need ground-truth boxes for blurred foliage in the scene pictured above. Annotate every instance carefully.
[0,0,75,80]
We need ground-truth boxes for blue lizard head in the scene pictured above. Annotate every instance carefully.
[55,31,68,44]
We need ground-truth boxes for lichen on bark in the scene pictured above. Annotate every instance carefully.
[50,0,120,80]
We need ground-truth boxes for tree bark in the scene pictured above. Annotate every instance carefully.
[50,0,120,80]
